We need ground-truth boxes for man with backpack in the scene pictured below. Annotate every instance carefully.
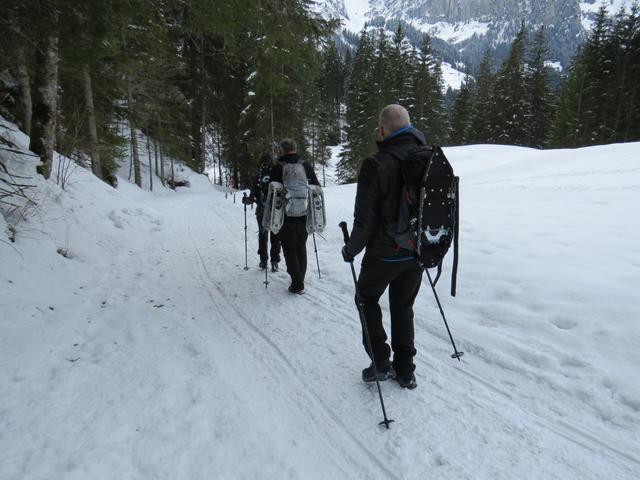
[341,104,427,389]
[269,138,320,295]
[250,153,281,272]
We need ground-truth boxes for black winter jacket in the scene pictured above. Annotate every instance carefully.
[270,153,321,223]
[347,127,427,259]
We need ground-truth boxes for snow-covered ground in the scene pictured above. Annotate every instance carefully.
[2,117,640,479]
[415,19,490,44]
[441,62,468,91]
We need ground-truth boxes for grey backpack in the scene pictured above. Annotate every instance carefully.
[282,160,309,217]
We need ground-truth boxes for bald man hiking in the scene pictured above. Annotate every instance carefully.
[341,104,427,390]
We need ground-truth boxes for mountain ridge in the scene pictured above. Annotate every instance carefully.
[319,0,637,72]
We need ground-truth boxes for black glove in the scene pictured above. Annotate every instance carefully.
[341,245,355,263]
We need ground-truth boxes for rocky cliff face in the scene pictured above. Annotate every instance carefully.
[322,1,625,69]
[367,0,581,24]
[321,0,636,72]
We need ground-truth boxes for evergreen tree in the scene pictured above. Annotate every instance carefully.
[449,74,474,145]
[412,34,448,144]
[525,28,554,148]
[387,25,411,105]
[551,5,640,146]
[579,6,614,144]
[319,41,345,144]
[550,58,588,147]
[371,28,391,110]
[493,21,528,146]
[609,4,640,142]
[339,26,377,182]
[467,50,496,144]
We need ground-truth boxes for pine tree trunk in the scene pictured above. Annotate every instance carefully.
[30,15,59,179]
[153,136,160,184]
[170,156,175,188]
[200,103,207,173]
[217,132,222,186]
[158,139,166,187]
[146,131,153,191]
[624,89,636,142]
[82,64,103,180]
[126,75,142,187]
[15,45,32,136]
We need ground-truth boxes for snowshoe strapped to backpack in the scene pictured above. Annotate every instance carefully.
[306,184,326,234]
[282,160,309,217]
[262,181,285,234]
[389,145,459,296]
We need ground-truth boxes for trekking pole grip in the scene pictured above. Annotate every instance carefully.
[339,221,350,246]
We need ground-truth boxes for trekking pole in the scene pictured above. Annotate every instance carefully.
[425,268,463,361]
[264,231,270,289]
[312,233,321,279]
[339,221,394,429]
[243,193,249,271]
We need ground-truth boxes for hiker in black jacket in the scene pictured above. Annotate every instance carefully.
[342,104,425,389]
[270,138,320,295]
[250,153,281,272]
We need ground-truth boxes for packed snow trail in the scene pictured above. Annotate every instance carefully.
[2,124,639,478]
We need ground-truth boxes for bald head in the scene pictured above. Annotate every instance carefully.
[378,104,411,140]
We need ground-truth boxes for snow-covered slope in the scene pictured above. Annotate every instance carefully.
[2,117,639,479]
[580,1,638,29]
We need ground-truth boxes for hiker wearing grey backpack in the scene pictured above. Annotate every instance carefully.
[269,138,320,295]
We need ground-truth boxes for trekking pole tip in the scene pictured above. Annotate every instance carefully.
[379,418,395,429]
[451,351,464,360]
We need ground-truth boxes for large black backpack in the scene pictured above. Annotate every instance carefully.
[388,145,459,296]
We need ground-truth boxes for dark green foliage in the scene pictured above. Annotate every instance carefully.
[525,28,554,148]
[467,50,496,144]
[449,75,474,145]
[412,34,447,144]
[2,0,333,186]
[340,27,447,181]
[551,5,640,146]
[339,27,377,182]
[492,22,528,146]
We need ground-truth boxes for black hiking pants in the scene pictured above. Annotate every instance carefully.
[256,212,281,264]
[279,219,308,291]
[356,255,423,375]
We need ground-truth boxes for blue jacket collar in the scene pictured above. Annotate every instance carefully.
[378,125,427,149]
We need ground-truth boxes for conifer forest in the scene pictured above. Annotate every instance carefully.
[1,1,638,186]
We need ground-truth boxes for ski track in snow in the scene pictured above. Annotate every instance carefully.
[187,229,400,480]
[180,188,638,479]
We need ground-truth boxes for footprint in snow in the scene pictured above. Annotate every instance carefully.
[549,316,577,330]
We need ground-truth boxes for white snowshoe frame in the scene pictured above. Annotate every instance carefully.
[306,185,326,234]
[262,181,285,234]
[263,175,326,235]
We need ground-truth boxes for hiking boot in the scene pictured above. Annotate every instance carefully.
[259,260,267,270]
[288,285,305,295]
[362,361,395,383]
[396,371,417,389]
[271,262,279,273]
